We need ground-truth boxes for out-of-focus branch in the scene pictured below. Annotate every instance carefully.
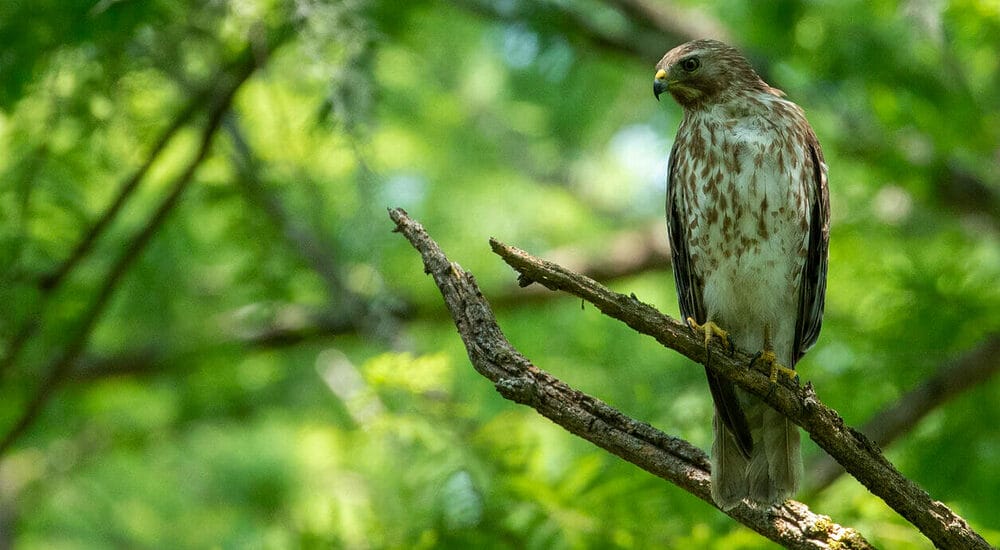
[0,89,231,456]
[806,334,1000,493]
[71,347,164,381]
[453,0,669,61]
[603,0,732,44]
[0,27,294,381]
[224,114,350,301]
[69,306,357,382]
[223,113,401,341]
[389,207,872,549]
[487,222,671,308]
[935,164,1000,232]
[37,95,208,292]
[0,29,288,457]
[0,89,204,380]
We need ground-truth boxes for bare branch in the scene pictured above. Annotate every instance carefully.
[389,207,872,549]
[487,236,990,549]
[481,229,991,549]
[390,207,991,548]
[806,334,1000,493]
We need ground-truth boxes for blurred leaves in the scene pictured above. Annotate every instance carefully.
[0,0,997,548]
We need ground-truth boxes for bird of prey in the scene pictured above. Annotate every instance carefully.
[653,39,830,510]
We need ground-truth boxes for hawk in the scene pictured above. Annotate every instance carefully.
[653,40,830,510]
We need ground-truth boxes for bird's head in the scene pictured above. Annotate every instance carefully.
[653,39,768,109]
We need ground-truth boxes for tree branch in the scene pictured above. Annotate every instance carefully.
[389,207,871,549]
[806,334,1000,493]
[388,207,991,550]
[487,229,991,549]
[67,304,361,383]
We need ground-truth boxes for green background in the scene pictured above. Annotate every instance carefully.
[0,0,997,548]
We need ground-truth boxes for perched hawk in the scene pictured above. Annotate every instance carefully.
[653,40,830,510]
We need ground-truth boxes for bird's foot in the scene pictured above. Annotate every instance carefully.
[686,317,735,355]
[750,350,799,385]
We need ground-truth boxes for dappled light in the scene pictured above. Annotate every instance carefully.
[0,0,997,547]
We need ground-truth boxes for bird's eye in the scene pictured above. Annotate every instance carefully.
[681,57,700,72]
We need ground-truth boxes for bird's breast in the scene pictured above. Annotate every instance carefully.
[673,115,811,353]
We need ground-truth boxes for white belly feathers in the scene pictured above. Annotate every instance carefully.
[685,112,809,362]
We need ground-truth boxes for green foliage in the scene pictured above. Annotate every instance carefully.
[0,0,997,548]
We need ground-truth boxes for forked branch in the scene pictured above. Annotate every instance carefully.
[388,207,990,550]
[389,208,870,550]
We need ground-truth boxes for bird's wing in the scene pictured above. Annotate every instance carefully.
[792,135,831,364]
[666,140,753,458]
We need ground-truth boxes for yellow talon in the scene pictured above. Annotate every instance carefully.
[752,350,799,385]
[686,317,734,355]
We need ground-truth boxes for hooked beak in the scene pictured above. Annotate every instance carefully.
[653,68,669,101]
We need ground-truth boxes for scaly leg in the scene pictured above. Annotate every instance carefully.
[750,325,799,385]
[686,317,735,356]
[750,350,799,384]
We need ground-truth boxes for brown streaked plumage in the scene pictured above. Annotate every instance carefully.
[654,39,830,510]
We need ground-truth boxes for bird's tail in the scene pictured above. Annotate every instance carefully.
[710,392,801,510]
[711,410,751,510]
[747,400,801,505]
